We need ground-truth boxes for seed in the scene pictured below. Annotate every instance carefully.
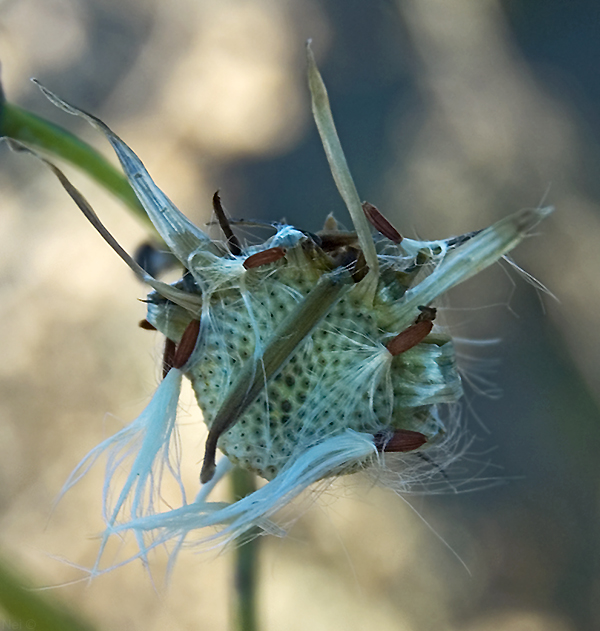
[243,247,286,269]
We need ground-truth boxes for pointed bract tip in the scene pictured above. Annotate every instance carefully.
[514,205,554,233]
[32,78,215,265]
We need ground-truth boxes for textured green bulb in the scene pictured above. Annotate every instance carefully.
[147,228,462,480]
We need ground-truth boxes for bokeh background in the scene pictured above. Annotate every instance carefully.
[1,0,600,629]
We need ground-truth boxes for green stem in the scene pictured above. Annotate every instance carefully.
[0,94,155,233]
[0,555,94,631]
[230,467,260,631]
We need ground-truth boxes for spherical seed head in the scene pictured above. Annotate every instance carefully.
[31,50,553,561]
[34,54,550,488]
[147,228,463,480]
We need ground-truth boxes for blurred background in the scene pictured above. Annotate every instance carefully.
[1,0,599,629]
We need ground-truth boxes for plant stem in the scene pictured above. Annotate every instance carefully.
[0,555,94,631]
[230,467,260,631]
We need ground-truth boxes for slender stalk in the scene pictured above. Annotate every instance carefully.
[230,468,260,631]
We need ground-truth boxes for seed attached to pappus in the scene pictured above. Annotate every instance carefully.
[138,319,156,330]
[362,201,403,243]
[386,306,437,356]
[162,319,200,377]
[162,337,176,378]
[172,319,201,369]
[243,246,287,269]
[374,429,428,453]
[212,191,242,256]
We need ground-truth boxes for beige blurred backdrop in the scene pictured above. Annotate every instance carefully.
[1,0,599,630]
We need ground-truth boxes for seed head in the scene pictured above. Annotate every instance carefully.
[13,45,552,570]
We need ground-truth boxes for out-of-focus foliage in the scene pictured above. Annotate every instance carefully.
[0,555,94,630]
[0,1,599,630]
